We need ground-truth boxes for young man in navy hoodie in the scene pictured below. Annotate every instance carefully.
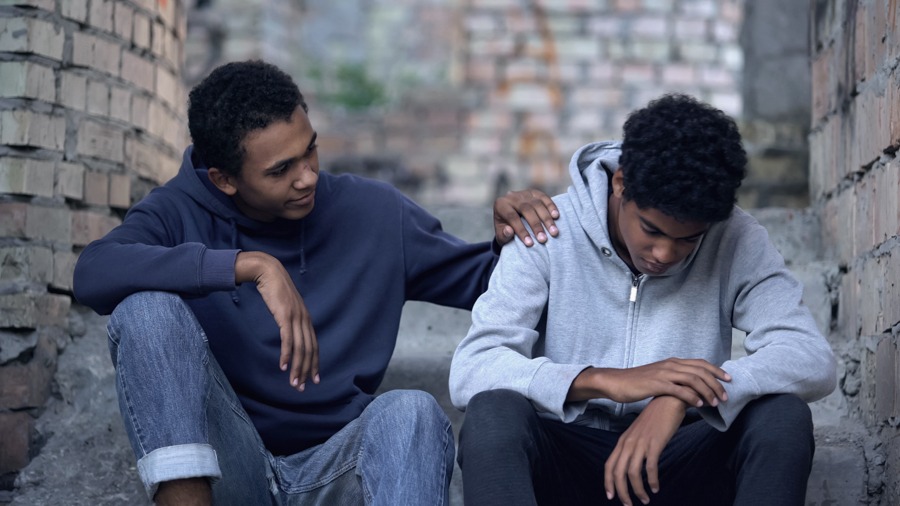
[72,60,559,506]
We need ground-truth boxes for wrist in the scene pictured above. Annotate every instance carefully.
[234,251,271,284]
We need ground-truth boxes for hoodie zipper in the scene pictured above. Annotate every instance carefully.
[629,273,642,302]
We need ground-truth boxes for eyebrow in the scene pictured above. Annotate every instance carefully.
[639,217,707,240]
[263,132,318,173]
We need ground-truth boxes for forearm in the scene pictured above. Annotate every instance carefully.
[566,367,612,402]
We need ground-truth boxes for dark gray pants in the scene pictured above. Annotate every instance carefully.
[458,390,814,506]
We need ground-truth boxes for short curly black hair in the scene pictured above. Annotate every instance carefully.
[618,94,747,223]
[188,60,308,176]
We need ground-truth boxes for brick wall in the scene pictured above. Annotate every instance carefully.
[450,0,744,204]
[810,0,900,502]
[0,0,186,482]
[182,0,753,207]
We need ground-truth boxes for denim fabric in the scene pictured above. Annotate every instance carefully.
[458,389,814,506]
[107,291,454,505]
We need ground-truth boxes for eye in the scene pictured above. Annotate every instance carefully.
[642,227,661,236]
[268,164,290,177]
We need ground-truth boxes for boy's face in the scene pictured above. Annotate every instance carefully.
[608,170,708,276]
[210,106,319,222]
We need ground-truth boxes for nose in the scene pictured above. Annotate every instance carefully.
[292,162,315,190]
[651,239,678,265]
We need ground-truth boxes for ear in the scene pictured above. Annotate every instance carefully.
[611,168,626,198]
[208,167,238,196]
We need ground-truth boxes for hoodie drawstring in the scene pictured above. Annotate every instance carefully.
[299,221,307,275]
[229,218,241,304]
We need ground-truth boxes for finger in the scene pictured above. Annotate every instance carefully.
[536,193,561,235]
[677,358,732,382]
[279,325,292,373]
[614,455,632,506]
[675,371,722,406]
[604,449,619,502]
[520,204,555,244]
[662,384,703,408]
[308,324,320,384]
[645,450,660,495]
[537,192,560,218]
[290,319,305,391]
[628,453,649,505]
[494,204,535,247]
[298,318,314,388]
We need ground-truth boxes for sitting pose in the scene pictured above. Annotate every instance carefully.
[73,60,558,506]
[450,94,836,506]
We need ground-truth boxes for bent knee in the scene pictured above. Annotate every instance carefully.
[740,394,813,449]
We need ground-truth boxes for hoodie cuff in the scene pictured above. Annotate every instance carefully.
[199,248,241,291]
[528,362,592,422]
[698,364,760,431]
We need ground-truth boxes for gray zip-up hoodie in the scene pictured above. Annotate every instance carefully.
[449,141,837,431]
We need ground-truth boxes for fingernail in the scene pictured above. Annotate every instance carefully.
[291,378,298,386]
[314,374,320,383]
[524,237,533,246]
[696,400,703,407]
[642,498,650,505]
[298,383,305,392]
[550,225,558,235]
[552,210,559,218]
[537,232,547,242]
[281,363,287,371]
[606,491,613,500]
[652,487,659,494]
[711,398,718,406]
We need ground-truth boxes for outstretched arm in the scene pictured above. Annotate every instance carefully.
[493,189,559,246]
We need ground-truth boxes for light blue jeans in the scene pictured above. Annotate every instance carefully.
[107,291,454,505]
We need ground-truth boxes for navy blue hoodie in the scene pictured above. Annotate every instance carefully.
[73,147,496,455]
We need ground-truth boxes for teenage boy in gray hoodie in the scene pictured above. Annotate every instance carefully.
[449,94,837,506]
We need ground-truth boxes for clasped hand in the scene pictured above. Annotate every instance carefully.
[594,358,732,505]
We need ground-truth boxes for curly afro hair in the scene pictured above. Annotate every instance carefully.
[188,60,308,177]
[618,93,747,223]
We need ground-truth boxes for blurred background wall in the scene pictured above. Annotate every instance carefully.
[0,0,897,503]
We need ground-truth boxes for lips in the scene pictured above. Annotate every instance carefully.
[641,259,669,275]
[288,192,314,207]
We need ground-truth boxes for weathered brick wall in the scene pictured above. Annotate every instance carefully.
[182,0,754,207]
[0,0,186,482]
[810,1,900,502]
[450,0,744,204]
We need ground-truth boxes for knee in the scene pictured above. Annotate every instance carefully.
[739,394,813,454]
[461,390,535,445]
[110,291,189,325]
[107,291,203,359]
[371,390,450,433]
[465,389,532,428]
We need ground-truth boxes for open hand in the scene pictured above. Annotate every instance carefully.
[235,251,319,392]
[605,396,686,505]
[493,189,559,246]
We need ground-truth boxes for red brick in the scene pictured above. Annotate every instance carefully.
[0,333,57,410]
[0,411,33,474]
[70,210,120,247]
[0,202,27,237]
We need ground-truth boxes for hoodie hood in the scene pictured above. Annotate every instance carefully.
[169,146,305,237]
[566,141,698,278]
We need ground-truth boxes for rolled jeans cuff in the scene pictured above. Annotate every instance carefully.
[137,443,222,499]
